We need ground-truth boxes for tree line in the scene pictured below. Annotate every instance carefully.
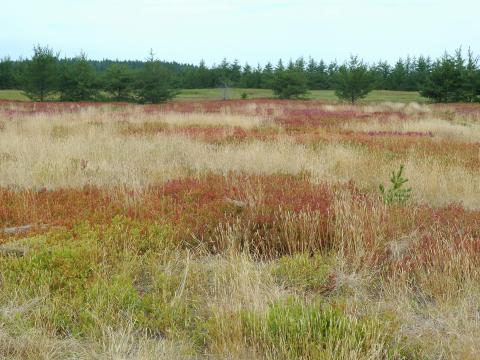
[0,45,479,103]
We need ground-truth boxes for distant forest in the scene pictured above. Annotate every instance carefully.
[0,53,450,90]
[1,46,479,103]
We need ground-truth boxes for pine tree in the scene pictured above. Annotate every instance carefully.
[251,64,263,88]
[240,63,255,88]
[230,59,242,84]
[333,56,375,104]
[58,52,98,101]
[275,59,285,73]
[0,57,16,89]
[21,45,59,101]
[102,64,135,101]
[197,59,214,88]
[306,58,329,90]
[463,48,480,102]
[413,56,432,90]
[372,61,391,90]
[421,50,465,102]
[135,50,177,103]
[271,70,308,99]
[294,57,306,72]
[262,62,274,88]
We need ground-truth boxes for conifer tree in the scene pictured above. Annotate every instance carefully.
[103,63,135,101]
[0,57,16,89]
[421,50,466,102]
[135,50,177,103]
[58,52,98,101]
[21,45,59,101]
[271,70,308,99]
[334,56,375,104]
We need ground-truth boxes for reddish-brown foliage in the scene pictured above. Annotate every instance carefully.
[0,174,332,253]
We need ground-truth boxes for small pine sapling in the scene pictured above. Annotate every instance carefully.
[379,165,412,205]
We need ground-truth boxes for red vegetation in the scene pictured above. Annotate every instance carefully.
[1,99,479,264]
[1,172,478,267]
[0,174,332,256]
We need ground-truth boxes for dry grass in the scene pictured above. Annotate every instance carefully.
[0,100,480,359]
[0,104,479,208]
[342,116,480,142]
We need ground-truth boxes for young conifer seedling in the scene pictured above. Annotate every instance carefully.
[379,164,412,205]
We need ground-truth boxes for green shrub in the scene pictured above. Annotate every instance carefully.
[242,299,390,359]
[271,253,332,293]
[0,217,190,338]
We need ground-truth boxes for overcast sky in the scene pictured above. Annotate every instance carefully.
[1,0,479,66]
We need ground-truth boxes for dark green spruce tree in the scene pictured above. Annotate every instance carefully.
[135,50,177,103]
[0,57,17,89]
[102,63,135,101]
[333,56,375,104]
[420,51,465,102]
[58,52,98,101]
[21,45,59,101]
[271,70,308,99]
[462,48,480,102]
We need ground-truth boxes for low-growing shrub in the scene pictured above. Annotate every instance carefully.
[0,217,192,338]
[271,253,333,293]
[241,298,408,359]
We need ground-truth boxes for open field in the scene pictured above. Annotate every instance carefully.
[0,99,479,359]
[0,90,30,101]
[177,89,426,102]
[0,88,426,103]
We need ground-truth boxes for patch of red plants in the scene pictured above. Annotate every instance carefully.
[0,174,332,253]
[379,204,480,273]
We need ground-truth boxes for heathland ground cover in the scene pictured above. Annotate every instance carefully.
[0,99,479,359]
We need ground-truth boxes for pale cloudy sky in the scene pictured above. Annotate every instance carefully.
[1,0,479,65]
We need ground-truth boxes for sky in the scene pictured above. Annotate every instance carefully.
[1,0,479,66]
